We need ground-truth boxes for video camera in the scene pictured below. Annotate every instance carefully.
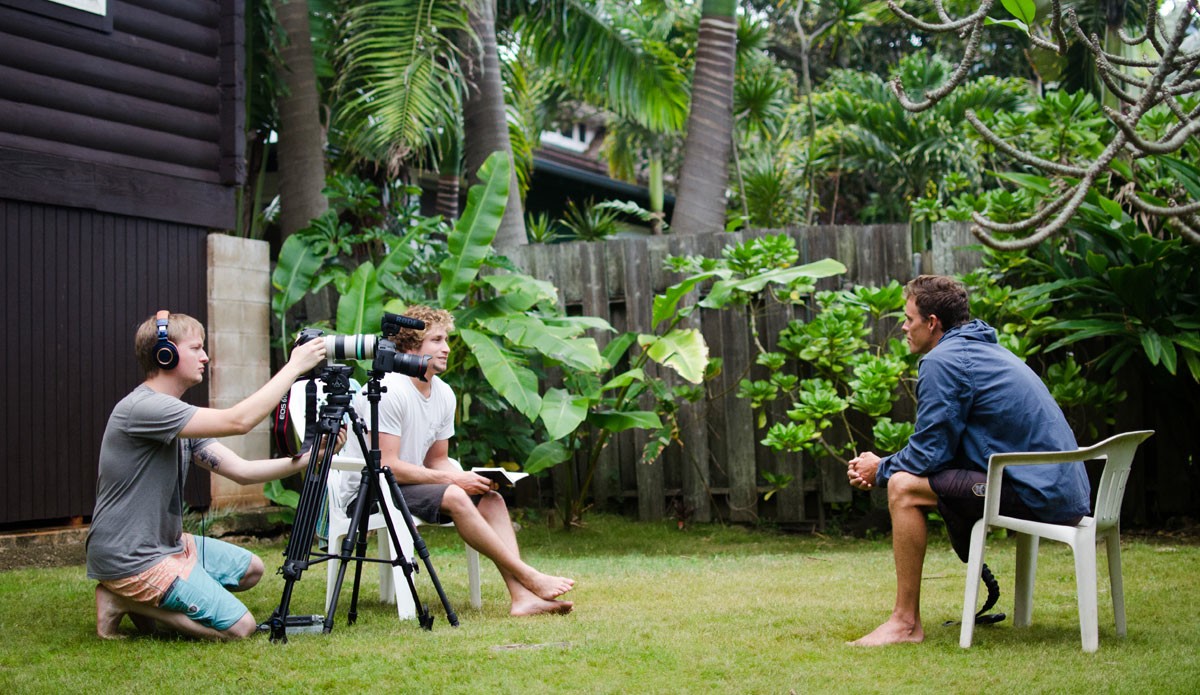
[294,312,432,380]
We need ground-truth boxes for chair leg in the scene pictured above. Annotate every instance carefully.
[960,520,989,648]
[1014,533,1039,628]
[1072,534,1099,653]
[1103,528,1126,638]
[386,527,418,620]
[325,533,342,616]
[466,545,482,609]
[378,529,394,605]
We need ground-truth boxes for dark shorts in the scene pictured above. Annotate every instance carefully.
[929,468,1080,563]
[349,484,481,525]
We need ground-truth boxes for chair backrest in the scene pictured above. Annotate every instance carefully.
[1087,430,1154,530]
[988,430,1153,530]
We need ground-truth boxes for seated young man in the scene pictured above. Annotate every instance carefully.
[87,311,336,640]
[339,305,575,616]
[845,276,1089,646]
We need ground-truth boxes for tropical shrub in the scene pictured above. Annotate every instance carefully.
[947,87,1200,388]
[271,153,722,527]
[810,51,1027,228]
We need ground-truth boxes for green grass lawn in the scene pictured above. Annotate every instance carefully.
[2,514,1198,695]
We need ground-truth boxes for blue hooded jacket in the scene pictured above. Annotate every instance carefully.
[877,319,1090,523]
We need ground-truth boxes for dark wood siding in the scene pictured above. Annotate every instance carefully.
[0,0,245,229]
[0,199,210,526]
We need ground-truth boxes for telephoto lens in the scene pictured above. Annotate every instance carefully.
[389,352,431,378]
[323,334,377,361]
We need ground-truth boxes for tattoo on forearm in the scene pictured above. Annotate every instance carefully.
[196,448,221,471]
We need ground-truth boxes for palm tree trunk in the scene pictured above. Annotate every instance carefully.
[435,126,462,221]
[272,0,327,240]
[460,0,526,247]
[671,0,737,236]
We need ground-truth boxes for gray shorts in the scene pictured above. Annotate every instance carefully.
[348,484,480,525]
[929,468,1079,562]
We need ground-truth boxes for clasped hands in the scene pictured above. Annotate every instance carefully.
[847,451,880,490]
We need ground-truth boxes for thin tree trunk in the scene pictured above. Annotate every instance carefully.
[272,0,327,240]
[671,0,737,236]
[435,127,462,221]
[649,149,664,235]
[460,0,526,247]
[795,12,836,227]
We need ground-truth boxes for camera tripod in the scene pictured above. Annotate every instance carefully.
[265,365,458,643]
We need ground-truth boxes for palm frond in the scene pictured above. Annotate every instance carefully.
[519,1,689,133]
[334,0,469,166]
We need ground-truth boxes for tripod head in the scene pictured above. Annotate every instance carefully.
[312,365,355,436]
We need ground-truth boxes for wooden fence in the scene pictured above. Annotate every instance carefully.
[504,222,964,527]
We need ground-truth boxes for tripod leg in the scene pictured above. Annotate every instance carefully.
[270,427,338,643]
[345,467,380,626]
[324,463,377,633]
[372,469,434,629]
[380,466,459,628]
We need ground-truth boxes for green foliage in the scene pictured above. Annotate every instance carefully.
[958,182,1200,386]
[262,479,299,525]
[760,471,794,501]
[810,52,1027,224]
[719,264,917,493]
[438,152,512,309]
[559,198,623,242]
[525,212,564,244]
[872,417,915,453]
[332,0,468,165]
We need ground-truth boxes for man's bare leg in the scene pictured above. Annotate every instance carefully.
[441,489,575,607]
[475,493,573,616]
[849,472,938,646]
[95,583,257,641]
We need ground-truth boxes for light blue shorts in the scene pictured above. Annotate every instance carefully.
[159,536,254,631]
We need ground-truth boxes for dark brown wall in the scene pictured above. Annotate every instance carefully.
[0,0,243,527]
[1,199,211,526]
[0,0,245,228]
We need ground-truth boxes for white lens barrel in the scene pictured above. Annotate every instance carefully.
[324,334,376,361]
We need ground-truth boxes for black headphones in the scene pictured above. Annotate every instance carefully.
[154,310,179,370]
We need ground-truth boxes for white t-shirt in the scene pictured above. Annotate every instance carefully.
[336,372,455,508]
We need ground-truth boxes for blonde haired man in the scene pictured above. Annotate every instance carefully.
[87,311,333,640]
[342,305,576,616]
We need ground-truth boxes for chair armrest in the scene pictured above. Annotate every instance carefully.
[330,454,368,472]
[984,450,1082,521]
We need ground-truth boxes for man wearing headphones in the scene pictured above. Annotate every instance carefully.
[86,311,333,640]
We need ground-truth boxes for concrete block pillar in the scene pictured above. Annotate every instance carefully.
[206,233,272,508]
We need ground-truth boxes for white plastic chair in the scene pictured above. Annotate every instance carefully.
[286,381,482,620]
[959,430,1154,652]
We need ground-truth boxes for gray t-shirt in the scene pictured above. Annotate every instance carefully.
[86,385,214,580]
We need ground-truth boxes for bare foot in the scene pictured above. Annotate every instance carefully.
[95,584,128,639]
[510,597,574,617]
[521,571,575,600]
[846,616,924,646]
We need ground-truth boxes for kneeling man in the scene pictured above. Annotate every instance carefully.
[88,311,334,640]
[846,275,1089,646]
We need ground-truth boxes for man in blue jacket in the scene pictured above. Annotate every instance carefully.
[846,275,1089,646]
